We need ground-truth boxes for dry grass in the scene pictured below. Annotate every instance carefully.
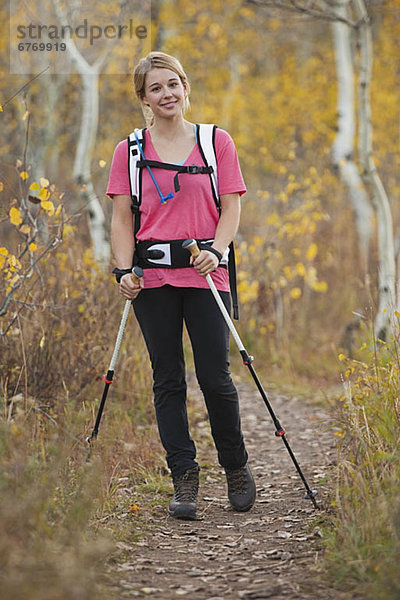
[322,329,400,599]
[0,236,165,599]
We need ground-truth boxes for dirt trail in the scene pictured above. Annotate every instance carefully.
[109,378,340,599]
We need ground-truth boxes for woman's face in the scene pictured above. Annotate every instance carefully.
[142,67,187,120]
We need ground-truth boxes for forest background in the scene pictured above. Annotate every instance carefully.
[1,0,400,598]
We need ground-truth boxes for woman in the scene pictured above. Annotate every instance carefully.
[106,51,256,520]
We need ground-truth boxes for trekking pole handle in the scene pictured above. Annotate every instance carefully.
[131,266,144,284]
[182,239,201,259]
[108,266,143,372]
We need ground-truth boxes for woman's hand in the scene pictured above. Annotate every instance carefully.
[119,272,144,300]
[191,250,219,277]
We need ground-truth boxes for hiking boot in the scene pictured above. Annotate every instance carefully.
[169,466,200,520]
[224,463,256,512]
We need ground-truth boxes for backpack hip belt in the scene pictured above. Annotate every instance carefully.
[135,238,229,270]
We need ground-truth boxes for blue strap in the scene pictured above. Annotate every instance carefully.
[134,130,174,204]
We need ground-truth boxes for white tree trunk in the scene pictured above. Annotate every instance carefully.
[353,0,396,340]
[51,0,111,265]
[72,71,110,264]
[331,0,373,273]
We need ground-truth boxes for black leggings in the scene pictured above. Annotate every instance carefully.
[132,285,248,477]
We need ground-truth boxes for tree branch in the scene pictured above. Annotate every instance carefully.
[245,0,359,26]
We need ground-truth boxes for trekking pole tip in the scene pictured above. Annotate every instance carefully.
[86,425,99,444]
[305,489,319,508]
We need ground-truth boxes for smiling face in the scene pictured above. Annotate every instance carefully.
[142,67,188,121]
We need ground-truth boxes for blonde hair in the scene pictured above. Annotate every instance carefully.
[133,52,191,126]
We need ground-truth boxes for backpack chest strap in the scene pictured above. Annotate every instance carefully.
[137,160,214,193]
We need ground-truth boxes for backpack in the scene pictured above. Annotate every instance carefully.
[126,123,238,319]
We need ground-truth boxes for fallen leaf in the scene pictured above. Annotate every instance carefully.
[276,530,292,539]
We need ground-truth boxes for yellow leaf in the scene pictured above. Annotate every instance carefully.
[22,110,29,121]
[279,191,288,203]
[20,225,30,234]
[0,104,3,112]
[63,224,75,239]
[283,265,292,280]
[20,171,29,180]
[306,243,318,261]
[296,262,306,277]
[41,200,55,216]
[39,187,51,201]
[338,353,346,361]
[29,182,40,190]
[6,273,20,293]
[307,266,318,286]
[99,159,107,168]
[29,242,37,252]
[290,287,302,299]
[266,213,280,226]
[40,177,50,188]
[9,255,22,269]
[313,281,328,293]
[0,247,9,257]
[0,182,3,191]
[129,503,140,512]
[9,207,23,226]
[10,424,21,436]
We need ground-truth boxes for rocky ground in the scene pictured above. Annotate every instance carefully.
[106,377,342,599]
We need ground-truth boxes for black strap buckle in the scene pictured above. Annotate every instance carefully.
[131,195,140,214]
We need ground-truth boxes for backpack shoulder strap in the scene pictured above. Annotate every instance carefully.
[196,123,219,211]
[127,128,146,204]
[196,123,239,320]
[127,128,146,241]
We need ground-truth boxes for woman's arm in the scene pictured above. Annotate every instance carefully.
[192,193,241,276]
[111,195,135,268]
[212,193,241,256]
[111,194,143,299]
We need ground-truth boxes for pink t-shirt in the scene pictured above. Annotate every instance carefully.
[106,126,246,291]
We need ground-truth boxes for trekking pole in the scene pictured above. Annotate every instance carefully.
[182,240,318,509]
[86,266,143,446]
